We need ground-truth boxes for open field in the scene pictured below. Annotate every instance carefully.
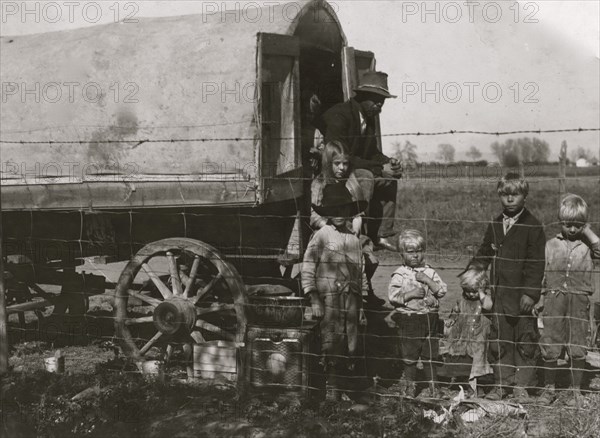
[402,163,599,180]
[394,174,599,253]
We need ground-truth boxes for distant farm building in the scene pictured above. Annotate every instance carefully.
[575,158,591,168]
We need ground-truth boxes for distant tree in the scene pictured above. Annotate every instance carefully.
[491,139,518,166]
[392,141,418,165]
[490,137,550,166]
[437,143,455,163]
[530,137,550,163]
[466,146,482,161]
[570,146,597,162]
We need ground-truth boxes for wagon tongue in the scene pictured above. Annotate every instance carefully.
[152,298,197,335]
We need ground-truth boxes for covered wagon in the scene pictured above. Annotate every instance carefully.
[1,0,385,369]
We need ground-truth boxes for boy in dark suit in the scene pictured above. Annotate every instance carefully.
[466,173,546,402]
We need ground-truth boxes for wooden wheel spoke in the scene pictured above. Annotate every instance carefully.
[128,290,162,307]
[183,256,201,298]
[139,331,163,355]
[164,344,174,362]
[196,303,235,316]
[125,315,154,325]
[28,283,54,300]
[195,319,235,341]
[193,273,223,304]
[182,339,194,379]
[179,271,191,288]
[190,331,205,344]
[142,263,173,299]
[166,252,183,296]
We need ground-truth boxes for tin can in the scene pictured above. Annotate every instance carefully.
[141,360,165,382]
[44,356,65,373]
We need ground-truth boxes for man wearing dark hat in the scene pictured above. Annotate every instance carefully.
[319,71,401,251]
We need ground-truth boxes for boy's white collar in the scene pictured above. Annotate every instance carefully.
[502,208,525,221]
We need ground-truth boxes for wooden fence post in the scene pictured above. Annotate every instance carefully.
[558,140,567,197]
[517,144,525,178]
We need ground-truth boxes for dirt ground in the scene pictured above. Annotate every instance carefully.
[3,338,600,438]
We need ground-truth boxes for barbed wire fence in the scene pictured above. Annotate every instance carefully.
[1,127,599,426]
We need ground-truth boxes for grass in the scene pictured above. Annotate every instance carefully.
[395,175,600,253]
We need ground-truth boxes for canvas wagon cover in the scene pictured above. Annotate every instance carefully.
[1,0,342,209]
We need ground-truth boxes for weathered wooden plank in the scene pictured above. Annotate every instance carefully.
[7,299,53,314]
[0,180,256,211]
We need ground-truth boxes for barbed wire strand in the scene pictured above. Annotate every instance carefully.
[1,127,599,144]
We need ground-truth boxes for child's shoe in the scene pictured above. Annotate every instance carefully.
[476,386,485,398]
[565,388,583,407]
[512,387,533,404]
[485,386,506,401]
[537,385,556,406]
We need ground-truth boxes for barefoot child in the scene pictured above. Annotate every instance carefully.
[444,269,493,397]
[302,182,369,400]
[537,194,600,406]
[385,229,447,398]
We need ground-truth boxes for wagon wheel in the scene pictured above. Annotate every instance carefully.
[113,238,247,376]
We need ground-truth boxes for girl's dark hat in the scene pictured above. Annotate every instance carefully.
[354,71,397,99]
[312,182,368,217]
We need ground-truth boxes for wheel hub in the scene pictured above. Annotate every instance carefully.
[153,298,197,335]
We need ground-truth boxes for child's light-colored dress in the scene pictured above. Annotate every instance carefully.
[445,298,492,380]
[302,224,367,364]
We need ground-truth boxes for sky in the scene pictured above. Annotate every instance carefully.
[1,0,599,161]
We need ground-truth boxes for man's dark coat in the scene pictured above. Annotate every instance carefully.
[321,98,389,175]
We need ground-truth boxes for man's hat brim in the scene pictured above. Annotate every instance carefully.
[353,85,397,99]
[312,200,368,218]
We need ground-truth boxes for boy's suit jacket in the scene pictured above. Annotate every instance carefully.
[320,98,389,176]
[469,208,546,316]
